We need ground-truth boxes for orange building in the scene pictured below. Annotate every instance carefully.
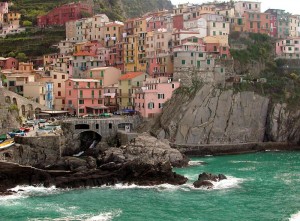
[243,11,271,34]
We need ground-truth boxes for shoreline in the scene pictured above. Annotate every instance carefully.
[171,142,300,156]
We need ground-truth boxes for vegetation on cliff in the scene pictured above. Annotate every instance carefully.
[229,32,300,108]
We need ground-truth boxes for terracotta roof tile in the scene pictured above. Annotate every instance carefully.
[119,72,144,80]
[73,51,96,56]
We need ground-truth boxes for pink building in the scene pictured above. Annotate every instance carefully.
[135,77,180,118]
[276,37,300,59]
[0,57,18,70]
[37,2,92,27]
[173,14,184,30]
[65,79,106,116]
[243,11,271,35]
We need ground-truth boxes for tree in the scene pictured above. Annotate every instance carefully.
[16,52,28,62]
[23,20,33,27]
[7,52,16,57]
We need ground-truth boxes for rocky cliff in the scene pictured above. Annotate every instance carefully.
[152,85,300,145]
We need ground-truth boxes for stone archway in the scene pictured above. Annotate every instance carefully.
[79,130,102,151]
[21,105,26,116]
[35,108,41,115]
[12,97,17,105]
[5,96,11,104]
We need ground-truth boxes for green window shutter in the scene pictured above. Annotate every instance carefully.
[182,60,186,65]
[90,72,92,77]
[100,80,102,86]
[101,71,104,77]
[207,59,210,65]
[197,61,200,68]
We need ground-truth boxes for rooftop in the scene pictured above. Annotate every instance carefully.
[69,79,99,82]
[119,72,144,80]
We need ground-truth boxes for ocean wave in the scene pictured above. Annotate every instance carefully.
[289,211,300,221]
[29,210,122,221]
[237,167,256,171]
[188,161,206,166]
[0,185,59,202]
[188,176,245,191]
[230,160,259,164]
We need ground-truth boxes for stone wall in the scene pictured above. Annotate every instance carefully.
[171,142,299,156]
[0,135,62,167]
[0,87,49,119]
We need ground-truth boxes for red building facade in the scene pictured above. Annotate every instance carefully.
[37,3,93,27]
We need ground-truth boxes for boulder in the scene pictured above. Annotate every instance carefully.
[193,180,214,189]
[100,133,189,167]
[193,172,227,188]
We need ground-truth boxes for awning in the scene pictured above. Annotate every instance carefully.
[86,106,109,110]
[41,111,69,114]
[103,93,116,98]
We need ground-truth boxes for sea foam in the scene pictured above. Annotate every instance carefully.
[289,211,300,221]
[29,210,122,221]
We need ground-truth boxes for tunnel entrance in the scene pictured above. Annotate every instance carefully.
[79,131,102,151]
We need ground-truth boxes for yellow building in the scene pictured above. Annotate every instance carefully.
[4,12,21,24]
[118,72,147,110]
[104,21,124,48]
[124,17,148,73]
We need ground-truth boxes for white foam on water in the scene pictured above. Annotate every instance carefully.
[238,167,256,171]
[0,185,59,202]
[289,211,300,221]
[29,210,122,221]
[211,176,245,190]
[188,161,206,166]
[188,176,245,191]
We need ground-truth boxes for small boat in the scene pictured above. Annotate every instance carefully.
[8,130,25,138]
[0,134,7,143]
[20,127,31,132]
[0,139,15,150]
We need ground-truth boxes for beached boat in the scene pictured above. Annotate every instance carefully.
[0,139,15,150]
[8,130,25,138]
[20,127,31,132]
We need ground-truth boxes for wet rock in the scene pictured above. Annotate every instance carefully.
[193,172,227,188]
[193,180,214,189]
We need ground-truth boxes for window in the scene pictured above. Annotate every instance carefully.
[128,80,131,85]
[213,31,216,36]
[58,91,61,96]
[100,80,103,86]
[250,22,253,29]
[158,94,165,99]
[223,23,225,28]
[62,75,65,79]
[207,59,211,65]
[58,83,61,88]
[172,84,175,89]
[191,52,194,57]
[148,102,154,109]
[197,61,200,68]
[87,82,90,88]
[98,99,103,104]
[199,53,203,57]
[213,22,216,27]
[182,60,186,65]
[79,99,84,104]
[159,103,163,109]
[80,90,83,98]
[69,90,71,96]
[68,100,72,104]
[90,72,93,77]
[54,75,57,79]
[101,71,104,77]
[79,109,84,113]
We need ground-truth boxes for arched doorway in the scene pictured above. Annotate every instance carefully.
[79,131,102,151]
[35,108,41,115]
[26,104,33,119]
[5,96,11,104]
[12,97,17,105]
[21,105,26,116]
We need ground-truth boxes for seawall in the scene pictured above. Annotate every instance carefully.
[171,142,300,156]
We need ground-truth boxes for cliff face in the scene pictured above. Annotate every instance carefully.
[153,85,300,145]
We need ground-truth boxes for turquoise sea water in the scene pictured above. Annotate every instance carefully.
[1,151,300,221]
